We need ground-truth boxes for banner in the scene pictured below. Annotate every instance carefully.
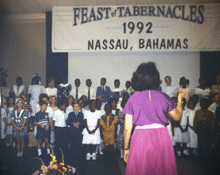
[52,4,220,52]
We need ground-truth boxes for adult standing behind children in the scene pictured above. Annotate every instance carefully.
[10,77,27,99]
[122,81,132,96]
[111,79,123,98]
[161,76,177,98]
[96,78,112,103]
[57,76,72,102]
[70,79,83,100]
[34,101,51,156]
[28,74,45,118]
[83,79,96,103]
[44,78,57,98]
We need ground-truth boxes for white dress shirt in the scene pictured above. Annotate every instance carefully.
[70,87,83,100]
[53,108,72,127]
[83,87,96,100]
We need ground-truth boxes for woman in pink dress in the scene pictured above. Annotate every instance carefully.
[123,62,186,175]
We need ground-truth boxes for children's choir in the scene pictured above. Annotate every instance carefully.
[0,73,220,164]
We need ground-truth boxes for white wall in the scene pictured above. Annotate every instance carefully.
[0,14,46,88]
[69,52,200,90]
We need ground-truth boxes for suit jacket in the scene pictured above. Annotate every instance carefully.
[96,86,112,103]
[66,111,84,134]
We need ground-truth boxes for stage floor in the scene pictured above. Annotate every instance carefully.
[0,140,219,175]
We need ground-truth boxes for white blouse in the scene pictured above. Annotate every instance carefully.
[44,87,57,97]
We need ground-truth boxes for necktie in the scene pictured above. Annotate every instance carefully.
[102,86,105,94]
[76,87,78,100]
[88,87,90,101]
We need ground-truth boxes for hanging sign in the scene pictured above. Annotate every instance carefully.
[52,4,220,52]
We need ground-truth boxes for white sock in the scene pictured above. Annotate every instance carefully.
[47,148,50,154]
[38,149,42,156]
[96,146,99,153]
[42,142,45,148]
[13,142,15,147]
[120,149,124,158]
[99,144,103,152]
[20,151,23,156]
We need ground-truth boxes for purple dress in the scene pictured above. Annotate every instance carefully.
[123,90,177,175]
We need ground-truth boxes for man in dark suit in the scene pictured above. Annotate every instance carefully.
[96,78,112,103]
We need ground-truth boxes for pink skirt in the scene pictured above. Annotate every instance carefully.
[126,124,177,175]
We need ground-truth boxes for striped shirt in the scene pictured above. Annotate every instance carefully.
[34,110,50,127]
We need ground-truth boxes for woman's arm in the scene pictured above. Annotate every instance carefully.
[123,113,133,163]
[169,90,186,121]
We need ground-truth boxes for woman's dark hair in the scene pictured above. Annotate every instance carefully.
[131,62,161,91]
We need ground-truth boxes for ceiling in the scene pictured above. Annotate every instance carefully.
[1,0,219,14]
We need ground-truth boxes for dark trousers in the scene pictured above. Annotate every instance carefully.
[103,145,116,160]
[55,127,68,162]
[197,122,212,156]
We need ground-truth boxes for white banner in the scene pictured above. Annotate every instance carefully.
[52,4,220,52]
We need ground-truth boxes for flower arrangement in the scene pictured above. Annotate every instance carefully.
[32,145,76,175]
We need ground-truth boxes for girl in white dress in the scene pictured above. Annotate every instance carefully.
[176,77,193,103]
[193,78,211,110]
[44,78,57,98]
[186,99,198,156]
[82,100,101,160]
[6,96,15,147]
[28,74,45,117]
[173,98,188,156]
